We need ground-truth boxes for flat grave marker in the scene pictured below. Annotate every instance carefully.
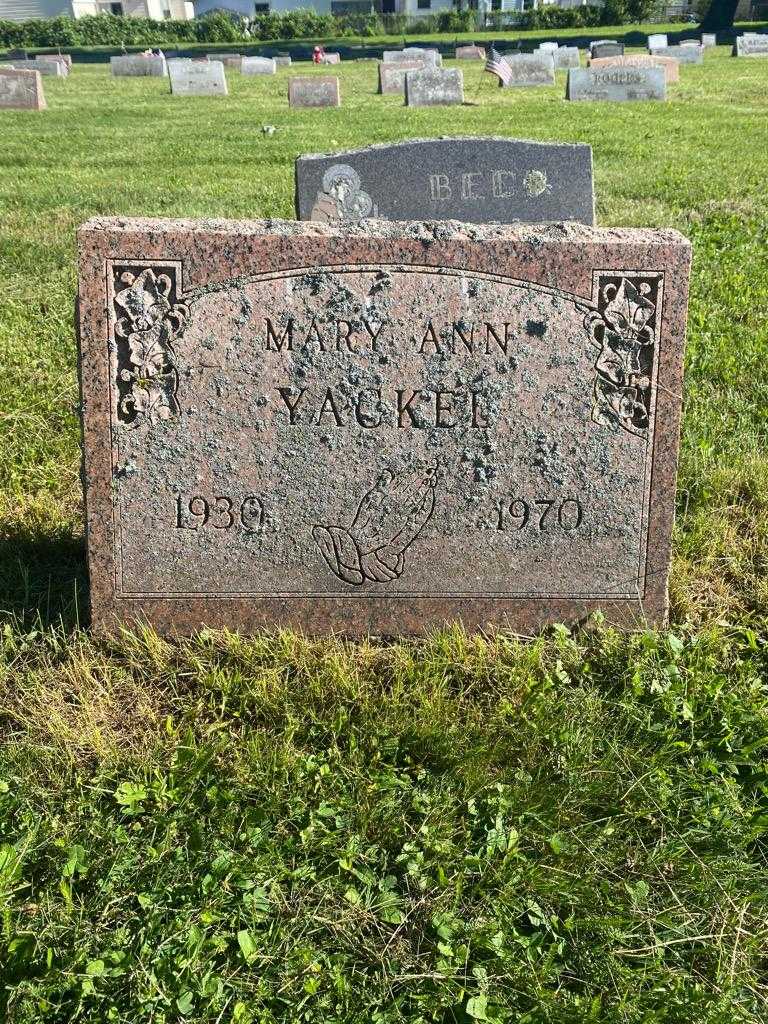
[77,216,691,634]
[0,67,46,110]
[295,137,596,226]
[288,76,340,108]
[405,67,463,106]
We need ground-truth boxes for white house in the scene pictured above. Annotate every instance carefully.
[1,0,194,19]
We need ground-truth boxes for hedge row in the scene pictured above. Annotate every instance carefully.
[0,2,664,50]
[0,9,478,48]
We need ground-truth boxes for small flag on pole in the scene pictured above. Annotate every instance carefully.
[485,44,512,86]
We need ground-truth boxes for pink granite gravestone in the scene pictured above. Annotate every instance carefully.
[288,76,340,108]
[0,67,46,110]
[77,217,691,635]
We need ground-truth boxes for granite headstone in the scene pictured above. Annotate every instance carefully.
[500,52,555,87]
[405,67,463,106]
[589,53,679,84]
[650,44,703,64]
[590,42,625,59]
[111,54,167,77]
[288,76,340,107]
[242,56,277,75]
[378,60,425,94]
[295,137,595,225]
[0,67,46,109]
[77,216,691,634]
[567,65,666,101]
[169,60,227,96]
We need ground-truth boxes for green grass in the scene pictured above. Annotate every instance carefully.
[1,42,768,1023]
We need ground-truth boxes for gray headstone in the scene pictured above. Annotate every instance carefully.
[295,137,595,226]
[500,53,555,87]
[538,42,559,51]
[288,76,340,108]
[647,33,668,49]
[242,56,276,75]
[734,35,768,56]
[379,60,425,95]
[701,33,717,47]
[455,45,485,60]
[383,48,441,68]
[649,44,703,64]
[590,42,625,59]
[23,58,66,77]
[567,65,666,102]
[111,54,167,77]
[405,67,463,107]
[275,55,292,67]
[169,60,227,96]
[553,47,580,69]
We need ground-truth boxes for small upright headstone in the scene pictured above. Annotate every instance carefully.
[322,52,341,65]
[734,35,768,57]
[567,66,666,101]
[25,58,67,77]
[0,67,46,110]
[37,54,72,71]
[288,76,340,108]
[379,60,424,95]
[111,54,167,77]
[590,54,679,84]
[500,53,555,87]
[275,54,292,67]
[242,56,277,75]
[650,44,703,64]
[384,48,440,68]
[169,60,227,96]
[405,67,463,107]
[647,33,668,49]
[701,33,717,47]
[209,53,241,66]
[590,42,625,59]
[455,45,485,60]
[552,47,580,69]
[538,41,559,51]
[76,216,691,634]
[295,137,595,225]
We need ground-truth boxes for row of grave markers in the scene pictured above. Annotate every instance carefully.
[2,33,767,109]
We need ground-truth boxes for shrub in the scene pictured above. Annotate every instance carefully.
[517,6,604,29]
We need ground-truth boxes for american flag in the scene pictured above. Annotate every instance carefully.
[485,44,512,86]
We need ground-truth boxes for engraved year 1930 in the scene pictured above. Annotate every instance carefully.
[175,494,266,532]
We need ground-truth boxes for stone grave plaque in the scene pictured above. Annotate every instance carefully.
[701,33,717,47]
[379,60,425,95]
[591,42,625,59]
[242,56,276,75]
[538,42,559,51]
[0,67,46,110]
[567,66,666,101]
[647,33,668,49]
[275,55,292,67]
[31,56,69,75]
[456,45,485,60]
[77,217,691,635]
[295,137,595,226]
[322,52,341,64]
[500,53,555,87]
[169,60,227,96]
[111,54,167,77]
[288,76,340,108]
[734,35,768,56]
[405,67,463,106]
[589,54,679,84]
[650,44,703,64]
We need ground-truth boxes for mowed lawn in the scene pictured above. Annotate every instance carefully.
[1,46,768,1023]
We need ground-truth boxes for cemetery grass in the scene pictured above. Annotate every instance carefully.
[1,46,768,1023]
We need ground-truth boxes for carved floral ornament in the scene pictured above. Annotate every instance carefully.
[113,267,189,426]
[584,277,657,438]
